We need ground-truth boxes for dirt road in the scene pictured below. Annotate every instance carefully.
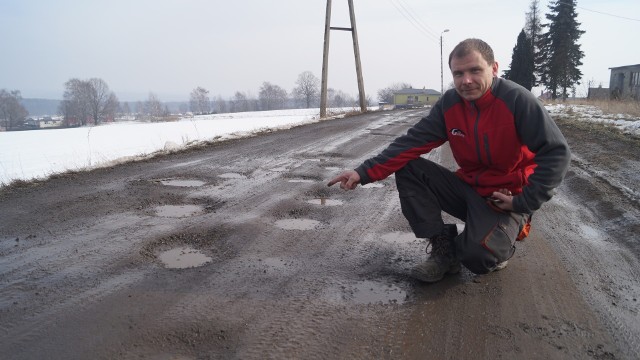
[1,109,638,359]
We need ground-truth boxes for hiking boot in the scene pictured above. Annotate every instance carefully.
[494,260,509,271]
[411,225,459,283]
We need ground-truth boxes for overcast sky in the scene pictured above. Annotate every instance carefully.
[1,0,638,102]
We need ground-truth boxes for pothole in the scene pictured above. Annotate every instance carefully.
[306,198,344,206]
[274,219,321,230]
[361,183,385,189]
[219,173,246,179]
[159,179,206,187]
[158,247,212,269]
[288,179,316,183]
[155,204,204,218]
[328,280,407,305]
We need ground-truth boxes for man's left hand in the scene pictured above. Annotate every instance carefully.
[490,189,514,211]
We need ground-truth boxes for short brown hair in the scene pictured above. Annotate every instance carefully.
[448,38,495,68]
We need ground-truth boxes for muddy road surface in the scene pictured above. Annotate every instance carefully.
[1,109,639,359]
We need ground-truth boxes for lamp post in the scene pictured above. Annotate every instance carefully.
[440,29,449,96]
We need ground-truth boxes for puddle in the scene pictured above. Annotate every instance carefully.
[328,280,406,305]
[361,183,385,188]
[306,198,344,206]
[160,179,206,187]
[219,173,246,179]
[288,179,316,183]
[351,280,406,305]
[155,205,204,218]
[274,219,321,230]
[158,247,212,269]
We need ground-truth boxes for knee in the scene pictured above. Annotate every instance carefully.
[394,158,433,187]
[459,248,498,275]
[457,242,513,275]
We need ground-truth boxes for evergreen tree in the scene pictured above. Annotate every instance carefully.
[525,0,543,87]
[504,29,535,91]
[539,0,585,100]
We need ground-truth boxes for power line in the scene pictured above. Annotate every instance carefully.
[555,0,640,22]
[395,0,440,39]
[387,0,438,43]
[577,5,640,22]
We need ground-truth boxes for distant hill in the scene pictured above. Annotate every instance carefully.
[20,98,191,117]
[21,98,62,117]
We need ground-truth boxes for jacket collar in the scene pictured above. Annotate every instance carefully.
[464,77,498,110]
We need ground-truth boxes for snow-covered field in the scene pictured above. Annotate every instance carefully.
[0,108,359,185]
[546,103,640,136]
[1,104,638,186]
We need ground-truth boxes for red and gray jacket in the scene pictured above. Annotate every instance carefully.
[355,77,570,214]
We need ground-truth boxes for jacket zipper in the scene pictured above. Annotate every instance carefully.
[483,133,493,165]
[472,102,486,187]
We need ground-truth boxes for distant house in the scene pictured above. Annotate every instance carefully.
[609,64,640,100]
[393,88,441,109]
[39,116,63,128]
[22,118,40,130]
[587,86,609,100]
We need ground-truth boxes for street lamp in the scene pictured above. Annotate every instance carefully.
[440,29,450,96]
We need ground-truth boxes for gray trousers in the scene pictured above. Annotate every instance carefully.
[395,158,530,274]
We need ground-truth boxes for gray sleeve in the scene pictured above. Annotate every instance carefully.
[511,91,571,213]
[354,101,449,185]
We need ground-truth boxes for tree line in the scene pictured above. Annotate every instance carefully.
[503,0,585,100]
[1,70,369,130]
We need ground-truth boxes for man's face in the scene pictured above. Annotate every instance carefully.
[450,50,499,101]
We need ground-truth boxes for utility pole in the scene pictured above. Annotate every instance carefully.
[320,0,367,118]
[440,29,449,96]
[320,0,332,118]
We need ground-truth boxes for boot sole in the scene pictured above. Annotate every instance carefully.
[411,265,460,283]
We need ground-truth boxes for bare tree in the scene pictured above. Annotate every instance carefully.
[189,87,211,115]
[59,78,118,125]
[525,0,544,87]
[60,79,91,126]
[0,89,29,130]
[120,102,131,117]
[259,82,288,111]
[377,82,413,104]
[293,71,320,108]
[88,78,119,124]
[230,91,249,113]
[327,88,354,108]
[135,101,145,119]
[214,95,227,114]
[145,93,165,120]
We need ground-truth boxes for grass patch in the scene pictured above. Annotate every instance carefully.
[553,99,640,118]
[555,116,640,145]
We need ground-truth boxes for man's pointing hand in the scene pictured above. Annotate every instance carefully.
[327,170,361,190]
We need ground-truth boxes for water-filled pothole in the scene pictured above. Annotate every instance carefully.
[159,179,206,187]
[219,173,247,179]
[361,183,385,189]
[155,204,204,218]
[329,280,406,305]
[158,247,212,269]
[306,198,344,206]
[274,219,321,230]
[288,179,316,183]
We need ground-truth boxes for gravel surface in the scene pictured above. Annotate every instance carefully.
[1,108,638,359]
